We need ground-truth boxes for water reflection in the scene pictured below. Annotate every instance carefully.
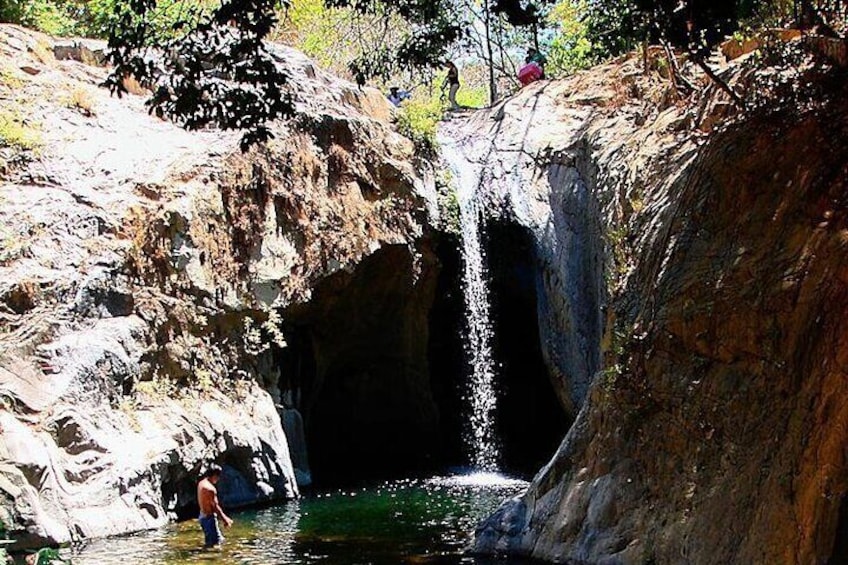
[70,474,532,565]
[71,502,302,565]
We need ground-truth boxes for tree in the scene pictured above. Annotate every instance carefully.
[105,0,465,148]
[546,1,596,77]
[454,0,556,104]
[579,0,829,60]
[325,0,462,84]
[492,0,555,47]
[104,0,291,150]
[457,0,519,104]
[274,0,399,80]
[101,0,841,148]
[0,0,101,36]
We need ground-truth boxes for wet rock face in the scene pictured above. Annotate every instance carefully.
[440,105,606,420]
[449,44,848,565]
[623,111,848,565]
[533,163,605,416]
[0,25,435,548]
[478,107,848,564]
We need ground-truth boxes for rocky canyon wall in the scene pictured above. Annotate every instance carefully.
[451,39,848,564]
[0,25,439,548]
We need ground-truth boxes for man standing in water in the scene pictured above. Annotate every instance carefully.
[197,464,233,548]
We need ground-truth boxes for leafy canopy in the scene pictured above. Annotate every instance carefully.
[581,0,803,59]
[29,0,816,148]
[104,0,291,150]
[103,0,473,148]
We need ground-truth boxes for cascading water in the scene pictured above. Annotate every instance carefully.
[440,137,500,472]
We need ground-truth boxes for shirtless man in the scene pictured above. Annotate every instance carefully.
[197,464,233,547]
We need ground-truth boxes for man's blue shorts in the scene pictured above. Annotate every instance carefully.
[199,514,223,547]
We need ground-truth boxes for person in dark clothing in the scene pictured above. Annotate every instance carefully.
[525,47,547,79]
[387,86,410,107]
[442,61,460,110]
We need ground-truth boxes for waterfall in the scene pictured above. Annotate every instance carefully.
[440,137,500,472]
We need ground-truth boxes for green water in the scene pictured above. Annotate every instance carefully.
[69,473,535,565]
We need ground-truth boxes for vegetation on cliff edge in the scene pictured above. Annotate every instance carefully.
[4,0,836,149]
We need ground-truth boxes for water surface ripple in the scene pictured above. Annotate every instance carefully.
[69,473,533,565]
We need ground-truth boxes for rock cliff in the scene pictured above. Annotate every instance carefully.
[3,19,847,563]
[0,24,437,548]
[445,39,848,564]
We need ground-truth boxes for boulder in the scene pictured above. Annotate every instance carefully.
[52,39,107,66]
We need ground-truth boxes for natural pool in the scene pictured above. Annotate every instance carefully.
[68,472,535,565]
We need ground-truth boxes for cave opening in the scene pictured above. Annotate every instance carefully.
[485,220,572,476]
[278,245,441,487]
[829,495,848,564]
[275,227,569,488]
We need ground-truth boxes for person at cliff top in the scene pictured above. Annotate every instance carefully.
[526,47,547,68]
[197,464,233,548]
[518,47,547,86]
[442,61,460,110]
[526,47,547,78]
[387,86,410,107]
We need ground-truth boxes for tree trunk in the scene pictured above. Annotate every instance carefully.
[484,0,498,105]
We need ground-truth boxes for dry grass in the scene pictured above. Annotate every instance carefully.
[0,223,32,265]
[117,398,143,432]
[0,109,42,151]
[134,373,177,402]
[0,65,24,90]
[29,39,54,65]
[63,86,96,116]
[122,76,149,96]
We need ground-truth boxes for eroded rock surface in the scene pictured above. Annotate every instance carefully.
[0,24,436,548]
[446,40,848,564]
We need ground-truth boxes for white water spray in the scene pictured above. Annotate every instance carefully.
[440,137,500,472]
